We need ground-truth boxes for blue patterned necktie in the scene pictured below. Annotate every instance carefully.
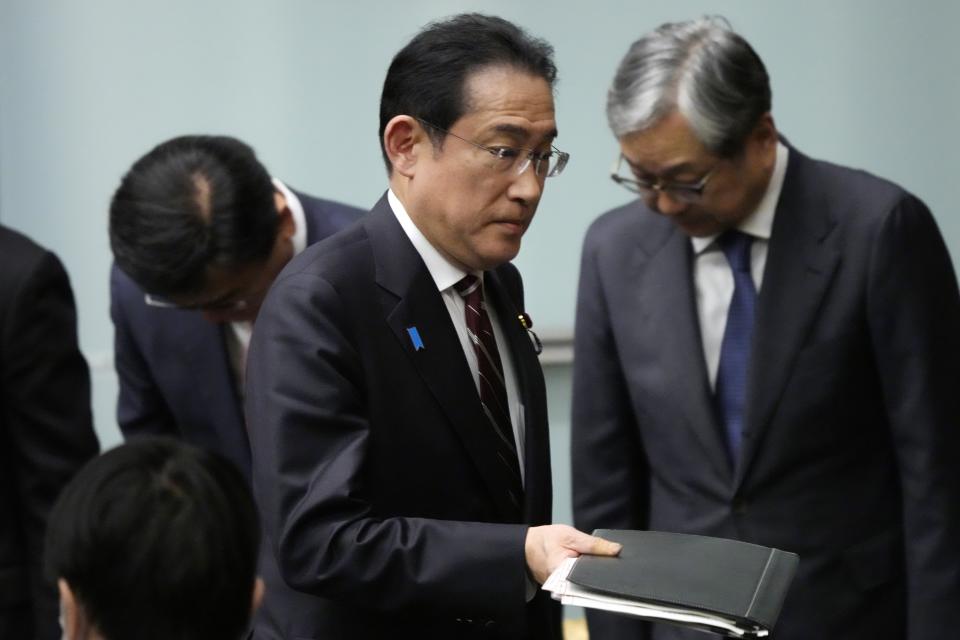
[715,230,757,462]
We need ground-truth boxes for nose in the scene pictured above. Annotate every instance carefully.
[650,190,689,217]
[507,163,545,205]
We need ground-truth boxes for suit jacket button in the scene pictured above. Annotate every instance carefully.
[733,499,748,515]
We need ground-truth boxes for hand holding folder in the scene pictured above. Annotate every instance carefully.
[525,524,623,584]
[542,529,798,638]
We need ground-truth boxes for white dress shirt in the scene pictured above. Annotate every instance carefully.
[226,178,308,395]
[692,142,789,389]
[388,189,526,483]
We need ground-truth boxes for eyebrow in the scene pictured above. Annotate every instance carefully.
[491,123,559,144]
[624,156,701,178]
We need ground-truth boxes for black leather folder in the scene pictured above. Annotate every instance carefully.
[564,529,798,637]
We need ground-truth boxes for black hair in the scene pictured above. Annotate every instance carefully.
[109,135,278,296]
[45,437,260,640]
[378,13,557,171]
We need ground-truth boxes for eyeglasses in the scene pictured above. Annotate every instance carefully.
[417,119,570,178]
[144,292,248,312]
[610,154,716,204]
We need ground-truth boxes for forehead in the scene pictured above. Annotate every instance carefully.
[455,65,557,139]
[619,110,713,172]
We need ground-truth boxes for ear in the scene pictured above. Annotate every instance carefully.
[752,112,778,149]
[273,190,287,216]
[383,115,425,178]
[251,577,265,614]
[749,112,778,170]
[273,191,295,241]
[59,578,93,640]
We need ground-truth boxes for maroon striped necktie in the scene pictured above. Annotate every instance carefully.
[454,275,523,504]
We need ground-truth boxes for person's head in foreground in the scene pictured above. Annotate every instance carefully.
[45,437,261,640]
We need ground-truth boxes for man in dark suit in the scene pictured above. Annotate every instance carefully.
[109,135,362,478]
[571,16,960,640]
[0,225,99,639]
[246,13,620,640]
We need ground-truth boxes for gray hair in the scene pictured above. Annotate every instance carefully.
[607,16,771,157]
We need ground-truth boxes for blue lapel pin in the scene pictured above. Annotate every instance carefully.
[406,326,425,351]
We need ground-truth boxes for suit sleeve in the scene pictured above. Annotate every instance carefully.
[866,194,960,638]
[246,271,529,623]
[1,251,98,637]
[571,225,651,639]
[109,266,178,439]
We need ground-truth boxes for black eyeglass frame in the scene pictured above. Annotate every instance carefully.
[610,154,717,204]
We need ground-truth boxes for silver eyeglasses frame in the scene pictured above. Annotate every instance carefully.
[417,118,570,178]
[143,292,248,312]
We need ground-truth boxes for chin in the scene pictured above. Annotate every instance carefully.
[493,247,522,268]
[676,224,714,238]
[675,215,726,237]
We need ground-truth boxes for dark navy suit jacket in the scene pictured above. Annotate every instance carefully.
[572,146,960,640]
[110,189,362,477]
[246,196,561,640]
[0,226,99,640]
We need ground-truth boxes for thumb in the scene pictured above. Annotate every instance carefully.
[569,532,623,556]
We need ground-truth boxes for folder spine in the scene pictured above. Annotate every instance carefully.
[744,548,797,628]
[745,548,775,619]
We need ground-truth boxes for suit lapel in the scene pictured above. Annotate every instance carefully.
[485,268,552,525]
[367,198,523,521]
[172,315,250,472]
[735,150,840,490]
[634,227,732,479]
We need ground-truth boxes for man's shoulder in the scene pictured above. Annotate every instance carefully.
[299,192,365,217]
[108,263,207,340]
[110,262,155,315]
[257,218,381,336]
[0,224,49,278]
[583,199,674,253]
[294,190,365,239]
[110,262,140,295]
[277,215,375,289]
[789,147,918,218]
[0,225,65,303]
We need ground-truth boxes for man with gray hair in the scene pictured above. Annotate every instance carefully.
[572,16,960,640]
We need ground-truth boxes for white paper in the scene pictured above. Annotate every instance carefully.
[541,557,768,638]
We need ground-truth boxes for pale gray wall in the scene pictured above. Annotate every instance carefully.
[1,1,958,532]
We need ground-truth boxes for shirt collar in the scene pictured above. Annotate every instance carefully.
[691,141,789,254]
[272,178,307,256]
[387,189,477,291]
